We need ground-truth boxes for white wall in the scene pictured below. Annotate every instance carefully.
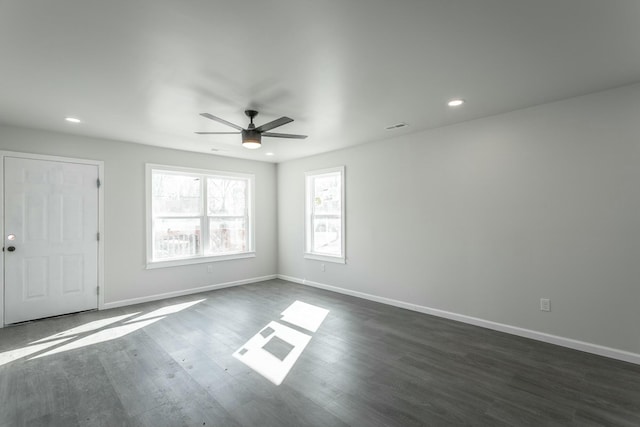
[2,83,639,359]
[278,83,640,357]
[0,125,277,306]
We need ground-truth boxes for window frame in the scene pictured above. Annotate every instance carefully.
[146,164,255,269]
[304,166,346,264]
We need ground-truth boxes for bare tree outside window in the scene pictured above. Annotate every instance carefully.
[149,167,253,264]
[208,178,247,253]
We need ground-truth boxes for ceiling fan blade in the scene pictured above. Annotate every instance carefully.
[262,132,308,139]
[255,116,293,132]
[200,113,244,131]
[195,132,241,134]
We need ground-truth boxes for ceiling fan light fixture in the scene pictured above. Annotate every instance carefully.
[242,129,262,149]
[243,141,261,149]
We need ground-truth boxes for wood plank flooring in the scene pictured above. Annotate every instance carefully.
[1,279,640,426]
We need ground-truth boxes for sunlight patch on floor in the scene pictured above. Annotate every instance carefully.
[1,298,207,366]
[127,299,206,322]
[280,300,329,332]
[0,338,74,367]
[233,300,329,385]
[30,317,166,359]
[30,312,141,344]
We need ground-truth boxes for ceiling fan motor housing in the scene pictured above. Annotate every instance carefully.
[242,128,262,148]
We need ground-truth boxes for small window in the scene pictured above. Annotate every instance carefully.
[305,166,345,263]
[146,164,255,268]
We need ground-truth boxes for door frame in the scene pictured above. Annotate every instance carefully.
[0,151,105,327]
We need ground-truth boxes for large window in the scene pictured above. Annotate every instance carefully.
[305,166,345,263]
[146,164,254,267]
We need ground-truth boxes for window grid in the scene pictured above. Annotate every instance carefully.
[147,165,254,267]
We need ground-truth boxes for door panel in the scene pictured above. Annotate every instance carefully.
[24,257,48,298]
[4,157,99,324]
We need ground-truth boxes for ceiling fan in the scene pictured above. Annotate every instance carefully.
[196,110,307,149]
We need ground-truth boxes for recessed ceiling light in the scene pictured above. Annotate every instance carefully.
[265,152,275,156]
[447,99,465,107]
[65,117,81,123]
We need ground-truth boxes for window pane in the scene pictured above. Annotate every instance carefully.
[152,172,201,216]
[148,165,254,265]
[207,178,247,216]
[313,174,341,215]
[312,217,341,255]
[153,218,201,260]
[305,167,345,260]
[209,218,247,254]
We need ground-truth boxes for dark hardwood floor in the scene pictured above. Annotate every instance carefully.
[1,279,640,426]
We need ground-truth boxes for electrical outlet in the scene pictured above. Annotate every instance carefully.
[207,264,214,273]
[540,298,551,312]
[320,263,326,272]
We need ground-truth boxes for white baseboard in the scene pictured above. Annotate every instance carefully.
[102,275,277,310]
[277,274,640,366]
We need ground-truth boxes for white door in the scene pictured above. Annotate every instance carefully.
[4,156,99,324]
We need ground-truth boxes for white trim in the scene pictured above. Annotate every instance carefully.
[103,274,276,309]
[303,253,346,264]
[97,161,105,311]
[146,252,256,269]
[146,163,255,180]
[277,274,640,366]
[0,151,104,166]
[145,163,256,268]
[0,156,4,327]
[0,151,105,326]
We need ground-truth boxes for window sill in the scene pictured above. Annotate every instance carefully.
[146,252,256,269]
[304,253,346,264]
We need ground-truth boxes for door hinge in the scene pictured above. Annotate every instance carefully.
[97,232,100,241]
[97,178,101,188]
[97,286,100,296]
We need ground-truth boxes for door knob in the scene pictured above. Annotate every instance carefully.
[7,246,15,252]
